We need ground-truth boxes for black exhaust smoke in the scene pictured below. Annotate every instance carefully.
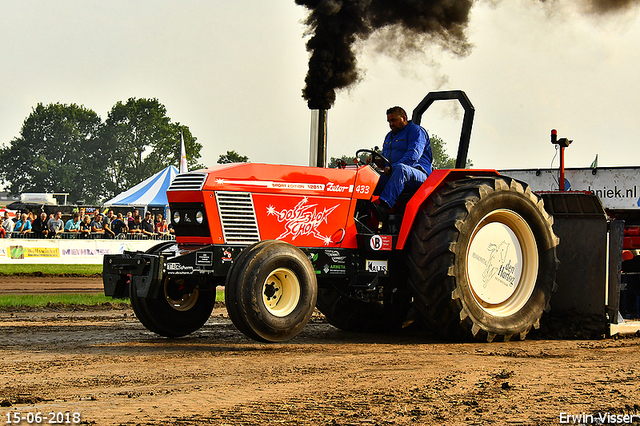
[295,0,637,167]
[295,0,638,110]
[296,0,475,167]
[571,0,638,14]
[295,0,474,110]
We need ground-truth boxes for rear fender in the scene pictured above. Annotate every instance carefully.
[395,169,501,250]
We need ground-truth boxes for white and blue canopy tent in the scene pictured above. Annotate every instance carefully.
[104,166,178,218]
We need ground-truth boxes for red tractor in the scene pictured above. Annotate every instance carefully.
[103,91,560,343]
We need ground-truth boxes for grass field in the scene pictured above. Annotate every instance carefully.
[0,293,128,308]
[0,264,102,275]
[0,291,225,308]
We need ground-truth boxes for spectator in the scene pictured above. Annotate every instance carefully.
[48,211,64,238]
[2,211,15,237]
[142,211,154,237]
[64,213,82,233]
[79,215,92,238]
[104,212,116,239]
[14,213,32,235]
[126,211,134,227]
[128,215,143,235]
[90,213,105,236]
[31,212,50,238]
[110,213,128,237]
[155,213,163,226]
[103,210,115,229]
[155,218,168,234]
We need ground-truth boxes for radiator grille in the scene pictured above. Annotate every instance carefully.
[168,172,207,191]
[215,191,260,244]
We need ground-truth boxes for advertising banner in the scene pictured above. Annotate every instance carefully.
[499,167,640,211]
[0,239,159,264]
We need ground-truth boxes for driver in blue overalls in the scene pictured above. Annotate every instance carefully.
[370,106,433,223]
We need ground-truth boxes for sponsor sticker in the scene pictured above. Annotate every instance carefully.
[196,251,213,266]
[167,263,194,273]
[328,264,346,275]
[221,249,233,263]
[366,260,388,273]
[324,249,346,264]
[369,235,392,251]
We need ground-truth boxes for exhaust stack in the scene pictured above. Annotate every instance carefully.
[308,109,327,168]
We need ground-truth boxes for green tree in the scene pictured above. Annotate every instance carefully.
[431,133,473,169]
[431,134,455,169]
[218,150,249,164]
[102,98,203,200]
[0,103,104,204]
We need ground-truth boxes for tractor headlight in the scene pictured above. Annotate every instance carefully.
[167,202,209,237]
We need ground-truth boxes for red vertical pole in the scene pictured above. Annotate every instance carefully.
[559,146,565,191]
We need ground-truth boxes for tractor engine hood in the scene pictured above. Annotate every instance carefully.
[167,162,380,249]
[179,162,379,198]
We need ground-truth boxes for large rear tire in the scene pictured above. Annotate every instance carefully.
[407,176,559,342]
[225,240,317,343]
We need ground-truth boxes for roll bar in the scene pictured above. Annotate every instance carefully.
[411,90,475,169]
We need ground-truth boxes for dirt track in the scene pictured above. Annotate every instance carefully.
[1,277,640,425]
[0,275,103,294]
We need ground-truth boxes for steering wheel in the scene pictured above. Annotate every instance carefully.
[355,149,391,171]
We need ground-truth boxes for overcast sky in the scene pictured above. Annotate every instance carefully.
[1,0,639,176]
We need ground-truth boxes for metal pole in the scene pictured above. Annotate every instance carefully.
[308,109,328,168]
[559,146,566,191]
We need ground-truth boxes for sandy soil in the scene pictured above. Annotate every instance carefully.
[1,277,640,425]
[0,275,103,294]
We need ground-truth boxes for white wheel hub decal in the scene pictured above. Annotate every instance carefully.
[466,209,539,317]
[468,222,522,304]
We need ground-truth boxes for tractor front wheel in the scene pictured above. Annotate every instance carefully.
[225,240,317,342]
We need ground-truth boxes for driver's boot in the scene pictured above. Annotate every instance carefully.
[370,199,390,227]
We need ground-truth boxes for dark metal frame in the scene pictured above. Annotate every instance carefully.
[411,90,475,169]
